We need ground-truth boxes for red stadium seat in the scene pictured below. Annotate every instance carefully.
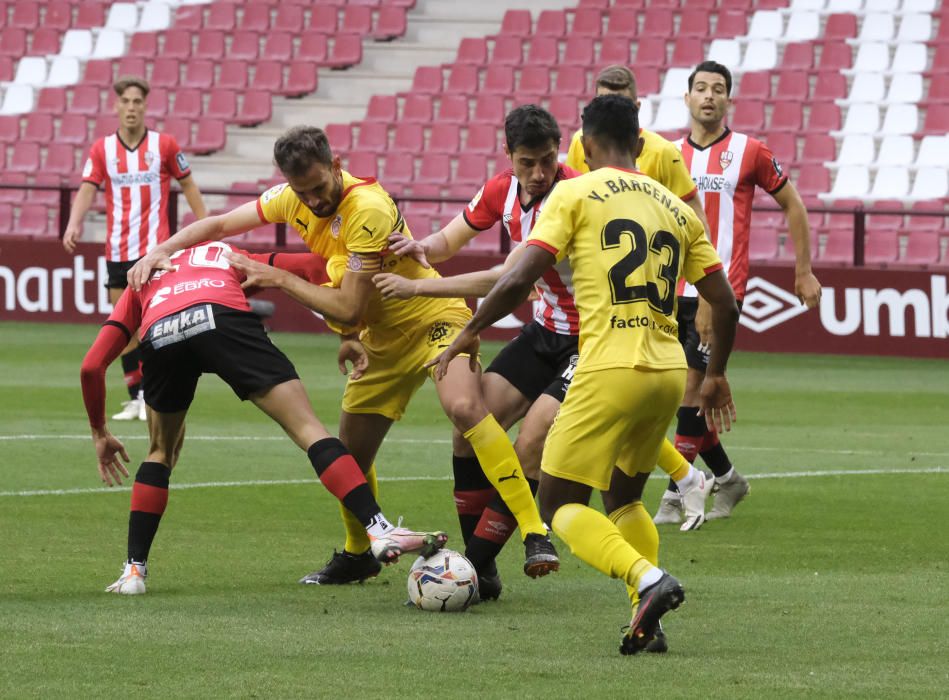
[796,165,830,196]
[116,58,146,81]
[927,75,949,104]
[366,95,398,123]
[44,2,72,31]
[428,124,461,154]
[324,124,352,153]
[161,30,193,60]
[147,88,169,117]
[23,113,53,143]
[519,65,551,95]
[75,4,105,29]
[901,232,941,265]
[173,89,202,119]
[374,7,407,40]
[554,66,587,94]
[472,94,505,125]
[411,66,442,94]
[492,35,524,66]
[606,9,638,37]
[218,61,249,90]
[445,64,478,94]
[402,183,442,215]
[36,88,67,115]
[807,103,841,132]
[817,44,851,71]
[274,6,304,33]
[0,203,13,234]
[813,73,847,101]
[230,32,260,61]
[679,11,711,38]
[0,116,18,143]
[436,94,468,123]
[599,36,631,66]
[738,72,771,100]
[263,33,293,62]
[922,105,949,133]
[356,121,388,151]
[44,144,76,177]
[9,143,40,174]
[769,103,803,132]
[499,10,531,38]
[92,116,115,140]
[455,154,488,186]
[402,94,434,123]
[206,89,237,120]
[309,6,339,34]
[765,133,796,164]
[563,37,595,67]
[29,28,60,56]
[0,29,27,58]
[482,65,514,95]
[417,154,452,184]
[191,119,227,155]
[820,230,854,264]
[346,151,378,177]
[341,6,372,34]
[731,101,765,132]
[634,38,667,67]
[800,135,835,164]
[456,38,488,66]
[150,59,180,88]
[635,67,660,95]
[571,9,603,38]
[239,4,271,32]
[0,57,13,82]
[250,61,282,93]
[465,124,499,155]
[71,86,101,116]
[182,60,214,89]
[774,72,808,102]
[0,173,26,205]
[748,228,778,261]
[549,95,582,131]
[129,32,158,58]
[780,43,814,71]
[236,90,270,126]
[174,5,203,31]
[670,40,704,67]
[536,10,567,38]
[205,3,236,31]
[329,34,362,68]
[382,155,414,187]
[295,35,328,64]
[864,231,899,265]
[642,9,674,37]
[59,114,89,146]
[823,13,857,41]
[392,123,424,153]
[17,204,52,237]
[716,11,749,38]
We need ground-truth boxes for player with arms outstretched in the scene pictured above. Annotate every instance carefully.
[82,242,446,594]
[127,126,558,587]
[430,95,740,653]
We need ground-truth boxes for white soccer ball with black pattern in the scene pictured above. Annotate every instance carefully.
[407,549,479,612]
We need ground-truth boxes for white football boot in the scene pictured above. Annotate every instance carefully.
[113,397,143,421]
[105,560,147,595]
[679,471,714,531]
[653,491,684,525]
[707,472,751,520]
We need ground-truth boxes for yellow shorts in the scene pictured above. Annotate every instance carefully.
[541,366,686,491]
[341,308,473,421]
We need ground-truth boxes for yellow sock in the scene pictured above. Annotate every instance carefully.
[658,438,690,482]
[609,501,660,606]
[463,414,546,538]
[551,503,653,592]
[340,462,378,554]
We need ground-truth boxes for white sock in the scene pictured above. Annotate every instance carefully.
[366,513,395,539]
[674,465,701,493]
[637,566,663,593]
[136,388,144,401]
[716,467,735,485]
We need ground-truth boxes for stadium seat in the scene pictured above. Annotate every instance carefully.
[331,34,363,68]
[36,88,67,116]
[274,6,304,33]
[893,43,928,74]
[817,43,852,71]
[796,165,831,195]
[410,66,442,95]
[563,37,595,67]
[748,11,783,39]
[660,68,691,97]
[455,154,488,186]
[173,5,203,31]
[218,61,249,90]
[173,89,202,120]
[571,9,603,38]
[116,57,146,81]
[858,13,894,42]
[456,38,488,65]
[482,65,515,95]
[465,124,499,155]
[0,57,13,83]
[435,94,467,124]
[71,86,101,116]
[446,65,478,95]
[813,73,846,102]
[492,36,523,66]
[896,13,932,42]
[748,228,779,261]
[851,42,889,73]
[83,60,113,88]
[875,135,915,167]
[240,4,271,33]
[309,6,339,34]
[230,32,260,62]
[106,3,139,32]
[381,155,414,188]
[129,32,158,58]
[863,230,900,264]
[670,40,704,67]
[183,61,214,90]
[499,9,531,37]
[635,38,667,67]
[0,28,27,59]
[679,11,711,38]
[785,12,820,41]
[91,115,115,140]
[536,10,567,37]
[44,144,76,178]
[205,90,237,121]
[707,39,741,68]
[356,122,388,151]
[417,154,452,185]
[251,62,282,93]
[742,40,778,71]
[598,37,631,66]
[75,4,105,30]
[779,43,814,71]
[236,90,271,127]
[46,57,80,88]
[0,204,13,234]
[366,95,397,124]
[0,115,18,144]
[9,143,40,174]
[642,9,674,37]
[346,151,377,177]
[846,74,885,104]
[472,95,505,125]
[518,65,550,95]
[605,9,637,37]
[13,57,46,87]
[731,101,765,132]
[295,36,329,64]
[30,28,61,56]
[886,74,924,104]
[870,167,911,199]
[17,204,51,237]
[0,172,26,204]
[147,88,169,118]
[880,105,918,136]
[909,167,949,200]
[651,99,689,132]
[392,123,424,154]
[59,114,89,146]
[738,72,771,100]
[10,1,41,30]
[808,103,841,131]
[263,33,293,63]
[820,229,855,264]
[92,29,127,59]
[823,13,857,41]
[23,113,53,143]
[921,105,949,133]
[554,66,587,95]
[341,6,372,35]
[773,72,808,102]
[715,11,749,38]
[138,2,172,32]
[827,166,870,199]
[901,231,941,265]
[0,84,33,115]
[162,30,193,61]
[915,136,949,167]
[324,124,352,153]
[767,132,797,163]
[548,95,582,132]
[399,94,431,124]
[374,7,408,40]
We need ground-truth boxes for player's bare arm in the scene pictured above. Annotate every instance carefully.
[128,201,261,290]
[773,181,822,308]
[693,270,740,432]
[227,252,373,327]
[428,245,554,379]
[62,182,99,254]
[685,196,715,345]
[387,214,480,265]
[178,174,208,220]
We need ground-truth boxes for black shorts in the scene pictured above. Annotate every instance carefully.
[139,304,299,413]
[677,297,743,372]
[485,321,579,404]
[105,258,141,290]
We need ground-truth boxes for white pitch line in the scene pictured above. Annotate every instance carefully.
[2,434,949,458]
[0,467,945,499]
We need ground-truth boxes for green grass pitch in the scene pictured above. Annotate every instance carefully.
[0,321,947,698]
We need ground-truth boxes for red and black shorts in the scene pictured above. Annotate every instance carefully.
[485,321,579,404]
[105,258,141,290]
[139,303,299,413]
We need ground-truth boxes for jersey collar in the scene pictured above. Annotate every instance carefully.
[687,127,731,152]
[116,127,149,152]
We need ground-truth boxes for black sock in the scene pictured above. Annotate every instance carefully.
[465,477,539,573]
[307,438,380,526]
[452,455,495,546]
[128,461,171,563]
[700,436,733,479]
[121,348,142,399]
[667,406,705,493]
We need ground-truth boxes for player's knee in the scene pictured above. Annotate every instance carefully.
[444,396,487,432]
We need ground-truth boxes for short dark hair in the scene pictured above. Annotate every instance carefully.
[688,61,733,96]
[581,95,639,153]
[504,105,561,153]
[595,65,637,99]
[274,126,334,177]
[113,76,149,98]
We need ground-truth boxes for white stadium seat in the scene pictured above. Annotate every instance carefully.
[637,98,654,130]
[891,43,927,73]
[825,0,863,10]
[901,0,937,11]
[59,30,94,59]
[828,166,871,199]
[857,14,894,42]
[886,74,923,103]
[660,68,692,97]
[847,73,886,103]
[852,43,890,72]
[106,3,139,32]
[896,14,932,42]
[747,11,784,40]
[139,3,173,32]
[880,104,918,135]
[46,57,81,87]
[92,30,126,59]
[915,136,949,168]
[0,84,34,115]
[651,98,689,132]
[876,135,915,166]
[836,134,877,165]
[707,40,741,68]
[909,168,949,200]
[863,0,899,11]
[785,13,821,41]
[13,57,47,86]
[842,104,881,134]
[741,40,777,71]
[789,0,825,10]
[870,167,910,198]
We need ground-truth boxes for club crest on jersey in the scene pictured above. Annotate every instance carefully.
[346,253,363,272]
[427,321,451,346]
[467,186,484,212]
[719,151,734,170]
[331,215,343,238]
[144,151,156,167]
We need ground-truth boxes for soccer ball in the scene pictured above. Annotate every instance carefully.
[407,549,479,612]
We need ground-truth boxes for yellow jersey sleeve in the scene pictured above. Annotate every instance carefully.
[639,131,697,202]
[339,204,394,274]
[525,183,576,262]
[256,183,294,224]
[681,215,723,285]
[564,130,589,174]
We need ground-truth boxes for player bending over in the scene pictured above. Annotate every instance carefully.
[430,95,740,653]
[81,242,446,594]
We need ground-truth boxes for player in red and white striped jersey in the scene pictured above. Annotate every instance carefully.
[655,61,822,523]
[63,76,207,422]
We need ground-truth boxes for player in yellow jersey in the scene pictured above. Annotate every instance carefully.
[127,126,559,585]
[431,95,740,653]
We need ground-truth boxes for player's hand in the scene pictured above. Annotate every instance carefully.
[93,428,130,487]
[424,327,480,380]
[128,251,174,291]
[795,271,822,309]
[226,252,285,290]
[372,272,418,300]
[695,296,713,347]
[697,375,736,433]
[338,337,368,380]
[62,224,82,254]
[386,233,430,269]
